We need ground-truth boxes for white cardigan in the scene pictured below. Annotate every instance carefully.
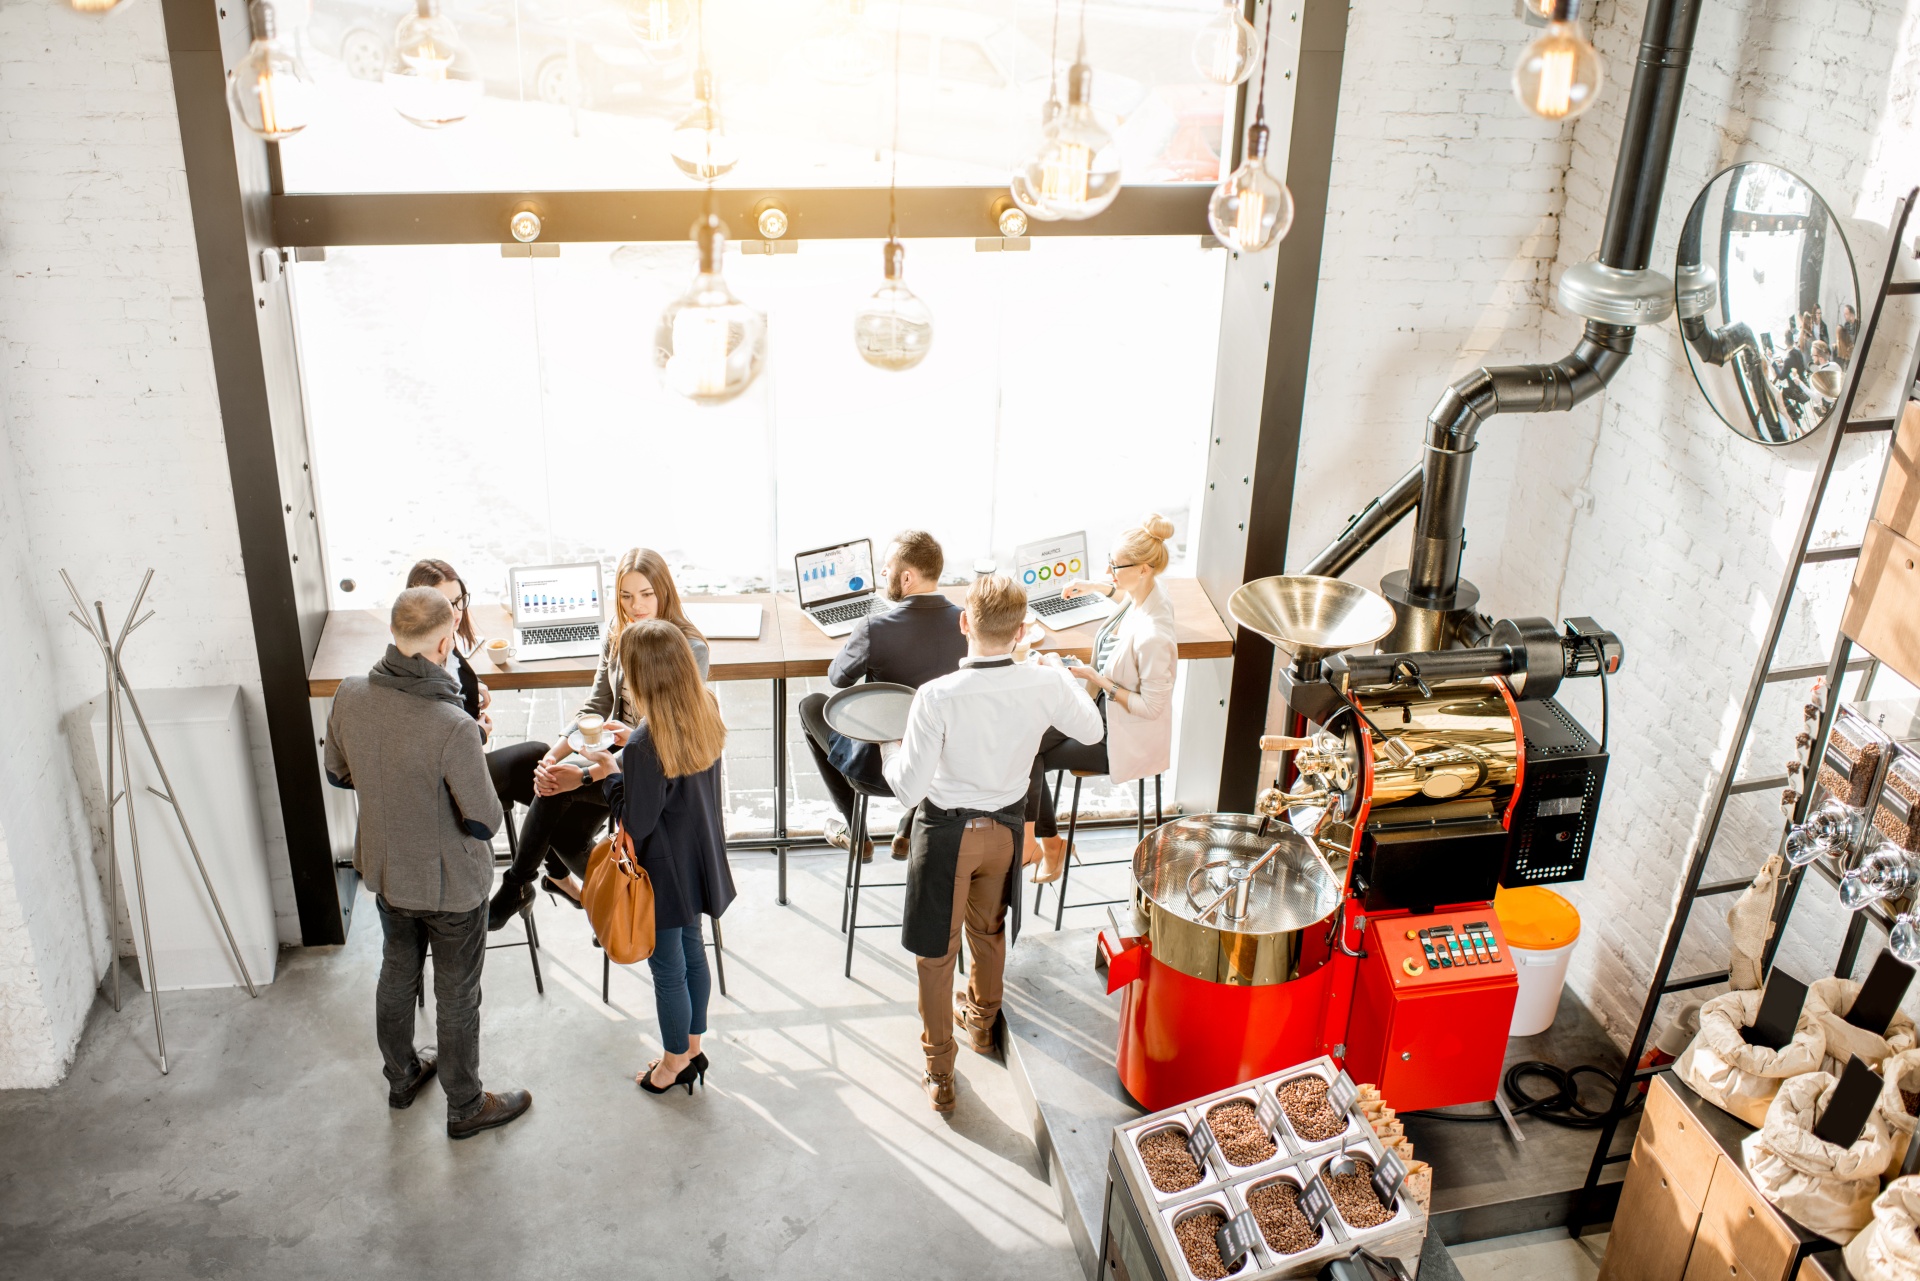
[1097,581,1179,785]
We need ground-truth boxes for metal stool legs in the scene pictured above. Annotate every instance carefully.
[601,914,727,1003]
[844,792,870,977]
[1052,776,1086,930]
[1039,772,1163,930]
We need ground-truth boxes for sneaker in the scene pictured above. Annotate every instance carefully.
[923,1071,957,1113]
[447,1089,532,1139]
[825,816,873,864]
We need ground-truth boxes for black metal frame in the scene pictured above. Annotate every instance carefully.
[1035,771,1164,930]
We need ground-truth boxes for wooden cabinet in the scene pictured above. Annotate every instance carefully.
[1687,1164,1799,1281]
[1645,1072,1724,1208]
[1598,1141,1711,1281]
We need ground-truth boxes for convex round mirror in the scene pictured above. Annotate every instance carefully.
[1675,163,1859,445]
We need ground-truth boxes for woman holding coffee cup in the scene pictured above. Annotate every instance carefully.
[576,619,733,1095]
[489,548,709,926]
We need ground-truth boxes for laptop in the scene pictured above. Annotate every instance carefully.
[507,562,607,661]
[1017,531,1119,632]
[795,539,880,637]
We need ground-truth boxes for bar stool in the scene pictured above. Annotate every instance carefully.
[599,916,727,1004]
[424,805,545,1009]
[1034,771,1163,931]
[841,776,907,978]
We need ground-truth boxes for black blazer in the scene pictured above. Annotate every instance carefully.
[605,725,736,933]
[827,592,967,781]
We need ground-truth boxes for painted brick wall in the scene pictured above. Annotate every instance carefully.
[0,0,296,1081]
[1486,0,1920,1045]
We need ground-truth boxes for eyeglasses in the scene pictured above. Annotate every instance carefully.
[1107,560,1139,571]
[452,593,471,611]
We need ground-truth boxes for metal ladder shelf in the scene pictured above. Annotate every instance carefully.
[1575,188,1920,1226]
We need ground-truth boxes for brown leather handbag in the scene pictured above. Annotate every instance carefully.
[583,823,655,964]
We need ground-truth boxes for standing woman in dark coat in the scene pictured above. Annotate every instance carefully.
[576,619,735,1096]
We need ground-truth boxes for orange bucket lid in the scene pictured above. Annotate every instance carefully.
[1494,886,1581,950]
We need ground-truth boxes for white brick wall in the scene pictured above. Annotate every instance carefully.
[0,0,296,1081]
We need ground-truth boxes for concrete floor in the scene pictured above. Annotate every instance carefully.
[1452,1228,1607,1280]
[0,849,1083,1281]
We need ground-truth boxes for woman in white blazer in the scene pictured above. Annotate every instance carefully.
[1029,514,1181,883]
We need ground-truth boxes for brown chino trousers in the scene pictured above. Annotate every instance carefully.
[918,818,1014,1076]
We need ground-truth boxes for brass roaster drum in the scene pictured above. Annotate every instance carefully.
[1131,814,1342,987]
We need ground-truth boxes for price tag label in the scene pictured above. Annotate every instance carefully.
[1299,1175,1335,1228]
[1328,1069,1360,1115]
[1214,1210,1261,1272]
[1256,1091,1283,1138]
[1185,1120,1218,1170]
[1372,1149,1408,1207]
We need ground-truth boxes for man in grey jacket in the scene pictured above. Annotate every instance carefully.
[325,587,532,1139]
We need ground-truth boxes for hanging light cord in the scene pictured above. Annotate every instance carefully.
[1048,0,1061,100]
[888,0,903,244]
[698,0,714,221]
[1253,0,1275,126]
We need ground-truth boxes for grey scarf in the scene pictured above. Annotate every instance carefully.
[368,645,465,708]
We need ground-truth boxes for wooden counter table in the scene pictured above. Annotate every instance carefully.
[308,580,1232,909]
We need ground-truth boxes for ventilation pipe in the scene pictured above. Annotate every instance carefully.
[1304,0,1704,649]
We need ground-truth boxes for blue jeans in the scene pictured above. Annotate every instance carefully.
[648,923,710,1055]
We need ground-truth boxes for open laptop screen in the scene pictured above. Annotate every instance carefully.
[512,564,602,623]
[795,540,874,608]
[1015,534,1088,602]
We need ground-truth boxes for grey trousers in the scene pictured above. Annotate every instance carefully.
[376,896,487,1122]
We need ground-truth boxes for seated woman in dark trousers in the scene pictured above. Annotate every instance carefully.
[1027,515,1180,884]
[575,620,735,1095]
[489,547,710,928]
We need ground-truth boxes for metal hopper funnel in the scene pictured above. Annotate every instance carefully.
[1228,575,1397,671]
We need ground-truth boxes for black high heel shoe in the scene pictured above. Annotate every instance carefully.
[639,1060,701,1096]
[541,875,583,910]
[691,1052,710,1078]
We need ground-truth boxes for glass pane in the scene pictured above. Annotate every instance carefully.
[280,0,1232,192]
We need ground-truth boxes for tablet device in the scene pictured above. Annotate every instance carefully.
[1741,968,1808,1050]
[1811,1055,1883,1149]
[1845,950,1915,1035]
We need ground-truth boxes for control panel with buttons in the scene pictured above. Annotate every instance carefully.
[1376,911,1515,990]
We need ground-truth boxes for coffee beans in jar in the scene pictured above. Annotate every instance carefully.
[1246,1180,1319,1256]
[1139,1127,1204,1194]
[1173,1209,1237,1280]
[1875,756,1920,851]
[1819,717,1885,808]
[1206,1099,1277,1167]
[1277,1075,1347,1143]
[1326,1158,1394,1230]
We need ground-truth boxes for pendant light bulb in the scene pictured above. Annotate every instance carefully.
[853,240,934,372]
[1207,121,1293,252]
[1513,17,1604,121]
[1191,0,1259,86]
[670,69,740,181]
[227,1,318,142]
[1014,60,1122,221]
[1009,96,1066,223]
[69,0,124,14]
[384,0,481,129]
[655,215,766,404]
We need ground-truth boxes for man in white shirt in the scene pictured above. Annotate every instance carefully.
[882,574,1104,1112]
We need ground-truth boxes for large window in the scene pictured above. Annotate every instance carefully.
[292,234,1226,607]
[278,0,1234,193]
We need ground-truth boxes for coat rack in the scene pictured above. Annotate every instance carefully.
[62,568,258,1075]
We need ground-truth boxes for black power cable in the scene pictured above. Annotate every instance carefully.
[1403,1059,1641,1129]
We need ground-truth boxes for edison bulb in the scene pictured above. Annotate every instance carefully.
[1207,122,1293,252]
[1191,0,1259,86]
[853,241,934,372]
[670,70,739,181]
[1014,63,1122,221]
[227,1,317,141]
[69,0,124,13]
[655,216,767,404]
[1009,98,1066,223]
[1513,20,1604,120]
[384,0,481,129]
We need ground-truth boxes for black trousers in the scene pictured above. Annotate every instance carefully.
[1026,726,1109,838]
[799,692,909,839]
[375,897,486,1121]
[490,740,607,884]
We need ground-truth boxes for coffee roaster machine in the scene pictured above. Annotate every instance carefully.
[1099,576,1621,1113]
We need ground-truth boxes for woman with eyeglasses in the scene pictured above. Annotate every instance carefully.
[1027,515,1181,884]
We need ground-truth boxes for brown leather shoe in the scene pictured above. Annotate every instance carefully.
[891,832,910,860]
[954,994,999,1056]
[923,1071,957,1113]
[388,1048,438,1109]
[447,1089,532,1139]
[825,817,874,864]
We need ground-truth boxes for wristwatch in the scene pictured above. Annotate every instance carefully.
[578,764,595,788]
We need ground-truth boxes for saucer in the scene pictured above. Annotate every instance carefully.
[568,726,619,754]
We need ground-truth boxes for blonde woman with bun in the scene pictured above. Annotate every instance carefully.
[1029,515,1180,882]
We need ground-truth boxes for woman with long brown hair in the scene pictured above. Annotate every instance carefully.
[576,620,734,1095]
[491,548,709,928]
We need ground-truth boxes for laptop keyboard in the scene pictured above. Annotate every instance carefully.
[522,623,600,646]
[811,598,879,626]
[1032,594,1101,617]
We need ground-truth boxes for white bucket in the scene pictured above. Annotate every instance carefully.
[1509,937,1579,1036]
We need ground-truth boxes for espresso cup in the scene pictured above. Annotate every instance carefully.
[577,715,605,746]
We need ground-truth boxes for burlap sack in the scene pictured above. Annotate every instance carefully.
[1675,988,1827,1125]
[1807,977,1919,1075]
[1879,1051,1920,1174]
[1843,1177,1920,1279]
[1743,1071,1895,1244]
[1728,854,1784,991]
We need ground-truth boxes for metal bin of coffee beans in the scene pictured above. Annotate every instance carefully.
[1110,1056,1427,1280]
